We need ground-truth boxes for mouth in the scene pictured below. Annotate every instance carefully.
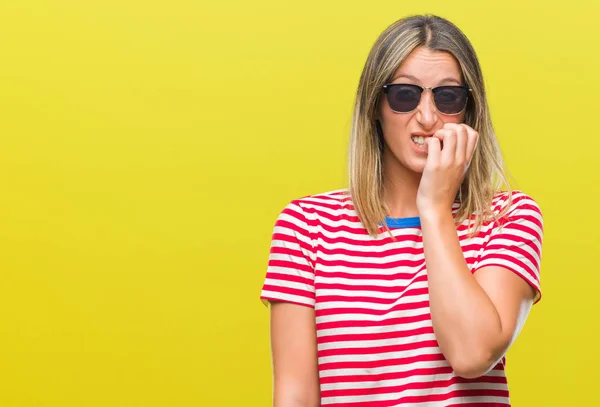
[411,135,427,147]
[411,134,432,149]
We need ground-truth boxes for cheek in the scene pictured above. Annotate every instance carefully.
[443,112,466,125]
[381,110,411,140]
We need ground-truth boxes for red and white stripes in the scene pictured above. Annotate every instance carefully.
[261,189,543,406]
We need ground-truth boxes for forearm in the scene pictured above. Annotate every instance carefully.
[420,211,504,377]
[273,383,320,407]
[271,302,321,407]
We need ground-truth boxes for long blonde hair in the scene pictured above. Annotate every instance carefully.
[348,14,512,237]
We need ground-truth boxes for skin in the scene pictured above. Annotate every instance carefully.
[379,47,467,218]
[270,302,320,407]
[269,46,536,406]
[381,47,535,378]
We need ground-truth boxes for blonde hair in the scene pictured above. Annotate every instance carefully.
[348,14,512,237]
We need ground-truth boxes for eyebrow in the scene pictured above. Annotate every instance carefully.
[392,73,462,86]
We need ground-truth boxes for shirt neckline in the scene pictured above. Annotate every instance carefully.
[384,216,421,228]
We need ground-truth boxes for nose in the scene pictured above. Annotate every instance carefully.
[415,90,438,129]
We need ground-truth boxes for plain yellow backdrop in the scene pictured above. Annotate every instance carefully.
[0,0,598,406]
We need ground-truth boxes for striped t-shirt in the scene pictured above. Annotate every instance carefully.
[260,189,543,406]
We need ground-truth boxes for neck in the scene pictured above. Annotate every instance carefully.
[382,150,422,219]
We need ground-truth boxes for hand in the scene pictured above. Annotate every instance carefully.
[416,123,478,217]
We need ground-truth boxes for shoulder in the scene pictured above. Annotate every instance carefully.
[489,189,543,227]
[274,189,354,216]
[288,188,352,213]
[275,188,355,230]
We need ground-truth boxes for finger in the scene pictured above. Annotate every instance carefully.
[434,128,456,165]
[462,124,479,166]
[455,124,468,164]
[425,136,441,166]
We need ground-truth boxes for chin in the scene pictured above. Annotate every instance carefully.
[384,147,426,175]
[403,157,427,174]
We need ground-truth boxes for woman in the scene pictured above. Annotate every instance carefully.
[260,14,543,407]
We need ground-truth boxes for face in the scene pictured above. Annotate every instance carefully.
[378,46,466,175]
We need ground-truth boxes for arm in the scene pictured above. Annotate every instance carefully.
[261,201,321,405]
[270,302,320,407]
[417,123,540,378]
[420,211,535,378]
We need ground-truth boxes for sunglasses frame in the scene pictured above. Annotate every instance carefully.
[382,83,473,115]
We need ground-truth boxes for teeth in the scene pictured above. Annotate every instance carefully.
[411,136,425,146]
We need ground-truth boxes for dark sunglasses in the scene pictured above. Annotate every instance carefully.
[382,83,472,115]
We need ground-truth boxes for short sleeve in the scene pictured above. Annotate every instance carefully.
[473,193,544,303]
[260,200,316,308]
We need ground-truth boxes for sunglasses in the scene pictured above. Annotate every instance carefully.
[382,83,472,115]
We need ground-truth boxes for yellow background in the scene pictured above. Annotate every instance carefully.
[0,0,597,406]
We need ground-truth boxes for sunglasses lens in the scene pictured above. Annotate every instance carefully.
[387,84,421,113]
[434,87,468,114]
